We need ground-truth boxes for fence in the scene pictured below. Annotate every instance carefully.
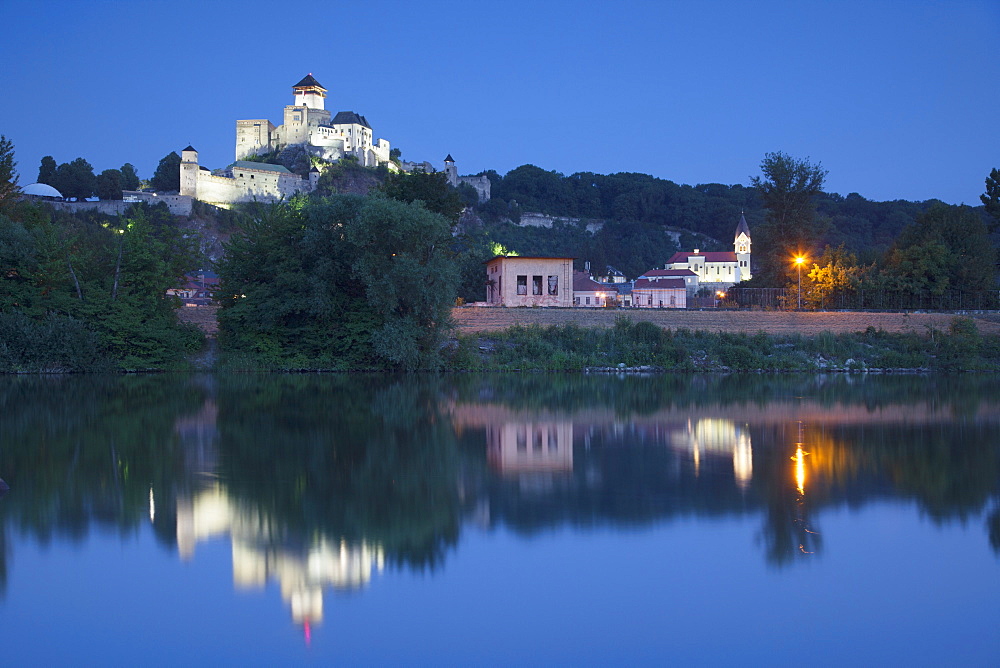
[727,287,1000,311]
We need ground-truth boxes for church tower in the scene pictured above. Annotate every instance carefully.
[734,213,752,281]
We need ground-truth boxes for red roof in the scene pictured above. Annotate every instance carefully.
[633,278,686,290]
[667,251,738,264]
[573,271,605,292]
[642,269,696,278]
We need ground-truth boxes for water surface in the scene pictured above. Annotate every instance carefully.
[0,373,997,664]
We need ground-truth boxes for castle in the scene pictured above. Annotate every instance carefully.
[179,74,491,207]
[235,74,392,167]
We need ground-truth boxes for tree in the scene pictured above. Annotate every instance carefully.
[883,204,996,295]
[750,152,828,285]
[51,157,96,200]
[0,136,18,210]
[96,169,123,200]
[376,170,464,223]
[217,194,458,370]
[981,168,1000,231]
[150,151,181,192]
[37,155,57,186]
[120,163,140,191]
[804,245,867,308]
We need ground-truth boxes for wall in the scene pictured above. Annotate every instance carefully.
[486,257,574,307]
[48,194,193,216]
[235,119,275,160]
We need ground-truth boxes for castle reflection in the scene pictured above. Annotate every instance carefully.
[172,483,384,624]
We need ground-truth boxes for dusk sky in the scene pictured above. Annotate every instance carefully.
[2,0,997,205]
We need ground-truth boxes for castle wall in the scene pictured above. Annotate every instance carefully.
[47,194,193,217]
[235,119,275,160]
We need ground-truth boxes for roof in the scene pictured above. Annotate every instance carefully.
[182,145,197,153]
[231,161,292,174]
[642,269,697,278]
[485,255,575,263]
[331,111,371,129]
[444,154,455,163]
[667,251,738,264]
[573,271,606,292]
[633,278,686,290]
[21,182,63,198]
[734,213,751,239]
[293,73,326,90]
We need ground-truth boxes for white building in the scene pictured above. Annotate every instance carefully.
[631,277,687,308]
[179,146,317,207]
[235,74,391,168]
[665,214,752,294]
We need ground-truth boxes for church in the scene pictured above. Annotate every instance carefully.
[663,214,752,295]
[235,74,392,168]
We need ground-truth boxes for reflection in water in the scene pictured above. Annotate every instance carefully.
[487,421,574,474]
[670,418,753,488]
[173,482,384,624]
[1,372,999,628]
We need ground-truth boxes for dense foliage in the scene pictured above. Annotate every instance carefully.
[468,161,983,287]
[216,194,458,370]
[0,199,202,371]
[445,316,1000,372]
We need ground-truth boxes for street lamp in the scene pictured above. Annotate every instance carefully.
[794,256,806,309]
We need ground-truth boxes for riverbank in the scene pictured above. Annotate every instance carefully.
[446,316,1000,372]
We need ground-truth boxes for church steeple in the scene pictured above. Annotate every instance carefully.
[734,213,752,281]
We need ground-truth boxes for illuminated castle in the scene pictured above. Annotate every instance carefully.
[235,74,392,168]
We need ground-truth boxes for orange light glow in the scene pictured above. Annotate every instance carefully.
[794,256,806,266]
[792,444,808,495]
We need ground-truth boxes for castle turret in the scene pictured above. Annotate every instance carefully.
[444,154,458,187]
[180,145,199,197]
[734,213,752,281]
[309,166,321,191]
[292,74,327,110]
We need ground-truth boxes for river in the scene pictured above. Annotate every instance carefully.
[0,373,997,664]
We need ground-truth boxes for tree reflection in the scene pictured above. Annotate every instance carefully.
[1,371,999,612]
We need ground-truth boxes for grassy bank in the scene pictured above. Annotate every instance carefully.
[446,316,1000,372]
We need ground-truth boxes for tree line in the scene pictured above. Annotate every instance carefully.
[1,134,202,371]
[31,151,183,200]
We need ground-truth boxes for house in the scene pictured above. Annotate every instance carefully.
[665,214,752,294]
[573,271,611,307]
[485,256,574,307]
[167,269,220,304]
[631,277,687,308]
[639,268,699,295]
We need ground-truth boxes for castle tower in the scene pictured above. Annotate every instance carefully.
[292,74,327,110]
[734,213,752,281]
[444,154,458,187]
[180,145,199,197]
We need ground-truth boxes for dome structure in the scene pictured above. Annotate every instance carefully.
[22,182,64,199]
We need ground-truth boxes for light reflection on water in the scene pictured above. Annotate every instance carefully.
[0,373,998,663]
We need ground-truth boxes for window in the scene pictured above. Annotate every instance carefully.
[517,275,527,295]
[586,297,591,305]
[532,276,542,295]
[548,275,558,295]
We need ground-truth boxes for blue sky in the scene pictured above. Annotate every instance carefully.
[2,0,997,204]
